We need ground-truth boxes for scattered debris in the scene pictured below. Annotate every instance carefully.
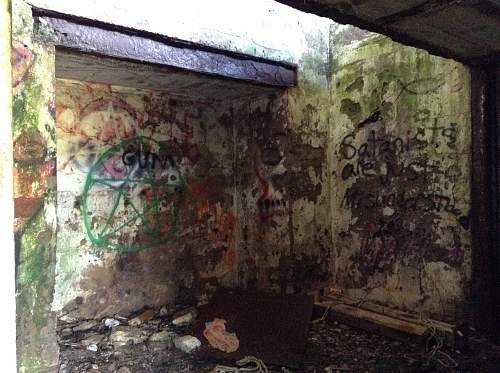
[109,326,149,347]
[104,318,120,328]
[174,335,202,354]
[172,307,198,326]
[57,305,500,372]
[129,309,157,326]
[203,318,240,353]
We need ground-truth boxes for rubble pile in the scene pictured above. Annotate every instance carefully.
[58,306,500,372]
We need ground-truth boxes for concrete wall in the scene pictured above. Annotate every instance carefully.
[0,0,17,371]
[12,0,473,370]
[54,79,240,317]
[54,68,332,318]
[12,1,59,371]
[12,1,332,370]
[329,34,471,322]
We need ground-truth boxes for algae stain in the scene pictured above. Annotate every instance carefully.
[340,98,361,122]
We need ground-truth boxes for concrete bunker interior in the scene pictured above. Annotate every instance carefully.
[12,1,499,372]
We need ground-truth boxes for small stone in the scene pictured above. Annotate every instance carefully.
[149,330,176,343]
[81,334,104,347]
[148,330,176,350]
[73,320,99,332]
[104,318,120,328]
[106,364,116,373]
[117,367,131,373]
[172,308,198,326]
[159,305,174,317]
[173,335,201,354]
[129,309,156,326]
[87,344,98,352]
[92,364,98,370]
[61,328,73,337]
[109,326,149,347]
[59,314,78,324]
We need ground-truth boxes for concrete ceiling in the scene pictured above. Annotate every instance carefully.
[277,0,500,63]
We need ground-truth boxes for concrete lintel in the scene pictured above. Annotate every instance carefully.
[38,15,297,88]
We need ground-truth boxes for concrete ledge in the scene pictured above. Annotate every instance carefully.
[37,15,297,88]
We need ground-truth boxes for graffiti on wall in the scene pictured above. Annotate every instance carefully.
[82,136,185,252]
[336,70,468,278]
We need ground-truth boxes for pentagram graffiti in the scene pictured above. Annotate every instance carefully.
[82,136,185,252]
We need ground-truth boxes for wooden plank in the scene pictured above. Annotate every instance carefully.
[314,297,457,347]
[314,301,429,344]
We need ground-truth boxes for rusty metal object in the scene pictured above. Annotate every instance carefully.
[193,290,314,368]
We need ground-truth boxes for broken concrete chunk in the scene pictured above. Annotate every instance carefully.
[87,344,98,352]
[129,309,156,326]
[104,318,120,328]
[173,335,201,353]
[81,334,105,347]
[73,319,99,332]
[109,326,149,347]
[203,318,239,353]
[172,307,198,326]
[149,330,177,344]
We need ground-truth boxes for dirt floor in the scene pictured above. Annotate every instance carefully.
[58,309,500,373]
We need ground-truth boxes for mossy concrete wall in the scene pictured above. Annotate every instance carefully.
[12,0,59,371]
[1,0,17,371]
[329,34,471,322]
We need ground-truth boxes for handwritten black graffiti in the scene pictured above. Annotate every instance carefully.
[340,121,457,162]
[341,188,461,216]
[122,148,176,170]
[341,158,460,185]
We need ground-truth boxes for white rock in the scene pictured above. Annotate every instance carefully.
[173,335,201,354]
[172,308,198,326]
[104,318,120,328]
[87,344,98,352]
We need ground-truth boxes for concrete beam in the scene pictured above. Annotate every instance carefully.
[38,15,297,88]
